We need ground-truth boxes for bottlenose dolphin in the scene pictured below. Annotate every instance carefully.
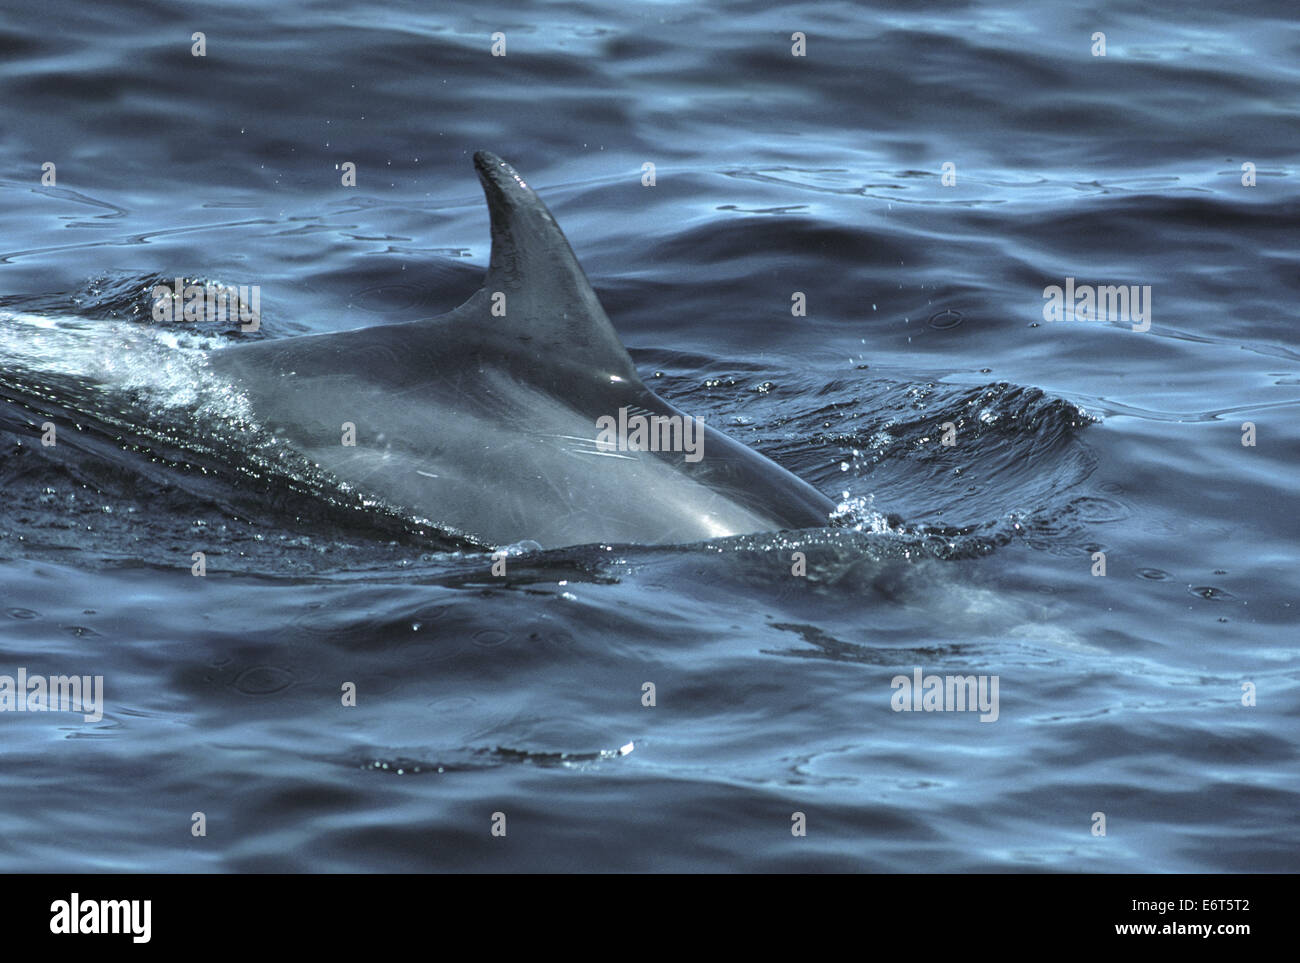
[207,151,835,549]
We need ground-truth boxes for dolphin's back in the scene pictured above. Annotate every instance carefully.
[208,152,834,548]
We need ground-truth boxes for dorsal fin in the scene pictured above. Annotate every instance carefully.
[467,150,640,382]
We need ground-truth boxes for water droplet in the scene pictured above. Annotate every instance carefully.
[928,309,963,330]
[232,665,295,694]
[1189,586,1236,602]
[1136,568,1170,581]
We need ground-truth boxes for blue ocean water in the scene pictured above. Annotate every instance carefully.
[0,0,1297,872]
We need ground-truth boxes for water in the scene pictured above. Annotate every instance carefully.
[1,0,1297,872]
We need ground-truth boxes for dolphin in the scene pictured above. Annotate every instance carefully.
[206,151,835,549]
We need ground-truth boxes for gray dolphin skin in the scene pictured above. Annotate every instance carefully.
[207,150,835,549]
